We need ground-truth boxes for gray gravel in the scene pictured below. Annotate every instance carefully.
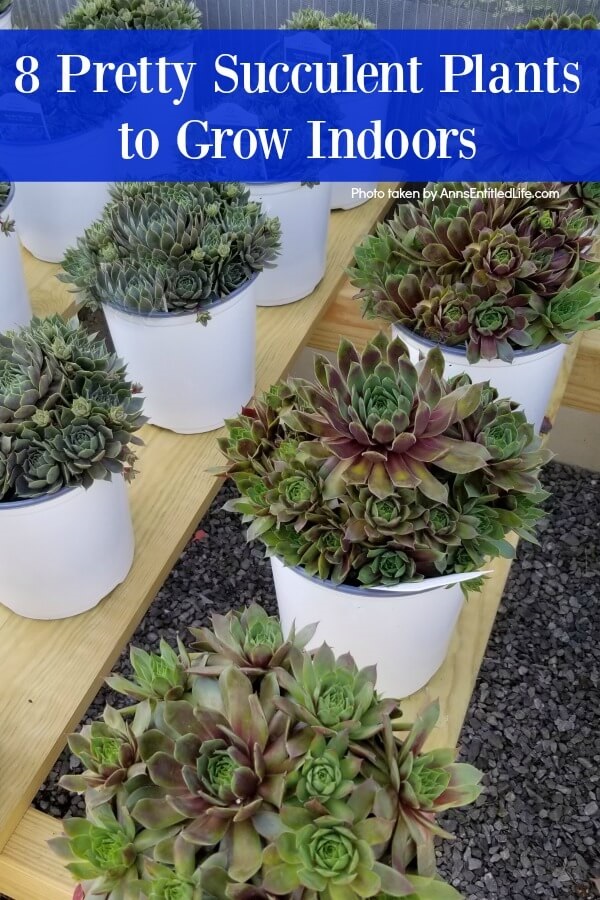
[31,461,599,899]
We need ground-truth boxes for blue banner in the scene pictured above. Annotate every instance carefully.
[0,29,598,181]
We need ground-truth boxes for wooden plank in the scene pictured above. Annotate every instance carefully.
[562,331,600,413]
[0,189,397,855]
[0,337,579,900]
[308,283,600,414]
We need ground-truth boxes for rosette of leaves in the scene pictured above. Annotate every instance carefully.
[527,268,600,346]
[55,608,484,900]
[61,0,201,29]
[61,182,281,316]
[349,185,600,360]
[107,638,192,703]
[261,781,414,898]
[132,668,295,883]
[0,316,144,501]
[473,407,552,494]
[284,332,488,502]
[275,642,397,741]
[221,333,550,589]
[189,603,317,677]
[286,731,363,817]
[567,183,600,221]
[0,182,14,236]
[369,703,482,876]
[282,8,375,29]
[60,703,151,804]
[520,11,598,29]
[49,801,154,897]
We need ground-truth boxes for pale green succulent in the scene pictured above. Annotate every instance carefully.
[61,183,281,315]
[283,8,375,29]
[61,0,202,29]
[0,316,144,501]
[106,638,192,702]
[54,609,484,900]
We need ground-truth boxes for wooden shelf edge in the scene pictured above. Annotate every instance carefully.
[0,810,71,900]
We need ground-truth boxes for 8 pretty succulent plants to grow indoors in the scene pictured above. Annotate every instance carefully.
[61,182,281,433]
[53,605,483,900]
[0,315,144,618]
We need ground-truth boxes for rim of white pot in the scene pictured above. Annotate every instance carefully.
[247,182,314,194]
[272,556,486,598]
[102,272,257,321]
[0,4,11,18]
[393,321,569,360]
[0,181,14,214]
[0,484,77,512]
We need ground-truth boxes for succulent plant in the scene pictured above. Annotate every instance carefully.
[275,642,398,741]
[106,639,192,703]
[220,333,550,590]
[0,0,10,15]
[282,8,375,29]
[61,183,281,316]
[349,184,600,362]
[567,183,600,221]
[61,0,201,29]
[521,10,598,29]
[0,182,14,236]
[0,315,144,502]
[369,702,483,877]
[284,333,489,503]
[189,603,317,677]
[56,607,483,900]
[60,703,151,805]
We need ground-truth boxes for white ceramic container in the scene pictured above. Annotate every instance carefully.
[0,4,12,27]
[271,556,485,698]
[393,324,568,433]
[0,184,31,332]
[0,476,134,620]
[103,278,257,434]
[14,182,109,263]
[247,182,332,306]
[330,182,378,211]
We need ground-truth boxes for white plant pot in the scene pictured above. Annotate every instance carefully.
[271,556,477,698]
[393,324,568,433]
[247,183,332,306]
[103,278,257,434]
[0,4,12,27]
[0,476,134,620]
[14,182,109,263]
[330,182,378,211]
[0,185,31,332]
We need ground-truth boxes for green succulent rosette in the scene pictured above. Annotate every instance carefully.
[521,11,598,29]
[220,332,550,591]
[54,608,484,900]
[61,183,281,316]
[349,182,600,361]
[0,315,144,501]
[61,0,202,29]
[282,8,375,29]
[189,603,317,678]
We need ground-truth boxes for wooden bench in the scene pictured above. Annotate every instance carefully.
[0,188,582,899]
